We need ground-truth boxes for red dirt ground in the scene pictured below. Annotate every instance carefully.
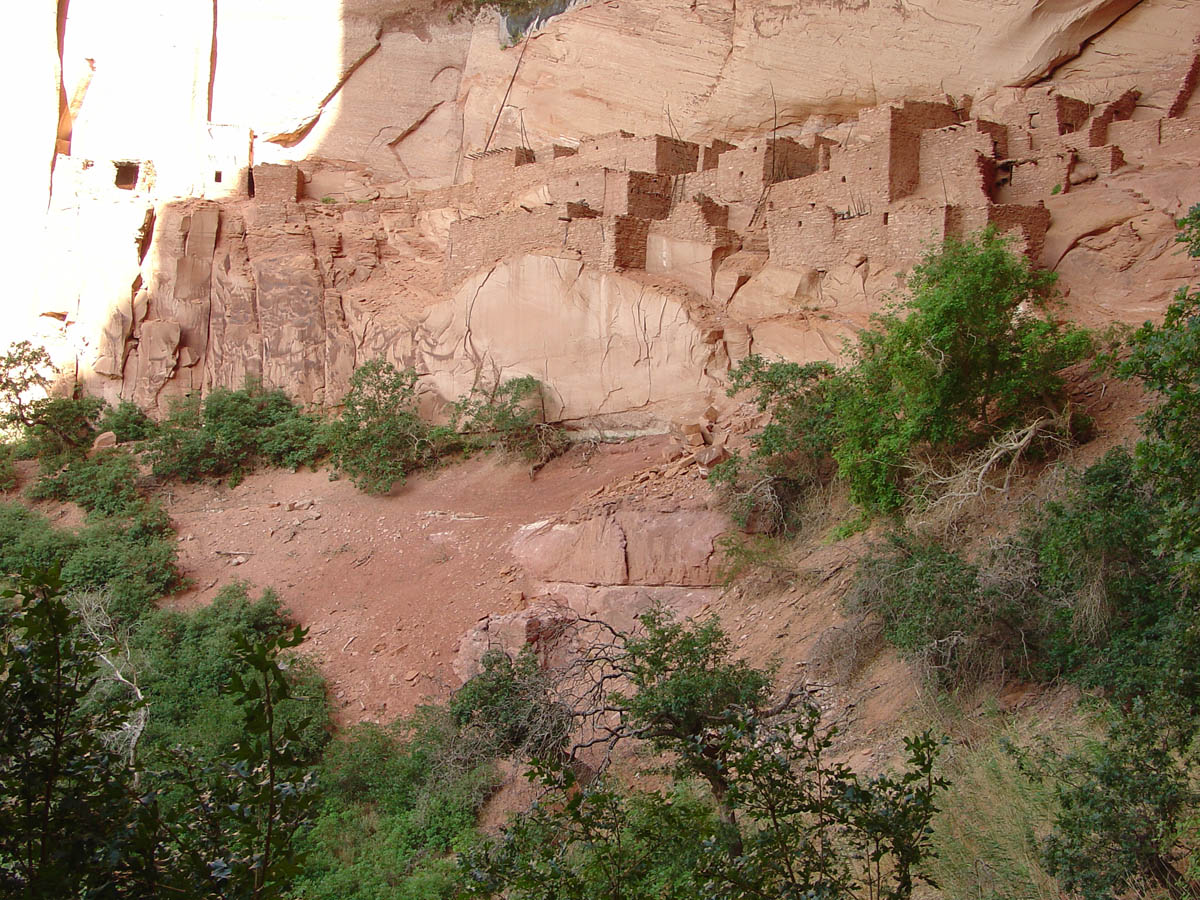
[160,437,672,725]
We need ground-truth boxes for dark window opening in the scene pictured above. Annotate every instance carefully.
[841,176,847,183]
[247,170,256,198]
[114,162,139,190]
[214,170,223,183]
[883,212,889,225]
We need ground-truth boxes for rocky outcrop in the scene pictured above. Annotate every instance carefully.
[512,508,728,587]
[14,0,1200,432]
[461,0,1162,153]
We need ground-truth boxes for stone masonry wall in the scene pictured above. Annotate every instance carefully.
[253,164,302,205]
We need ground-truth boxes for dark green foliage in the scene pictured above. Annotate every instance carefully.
[852,452,1192,698]
[710,358,836,530]
[0,570,142,898]
[204,624,321,897]
[328,360,441,494]
[466,610,946,900]
[463,764,717,900]
[134,582,329,764]
[450,646,572,759]
[0,500,178,624]
[98,399,158,443]
[62,508,179,622]
[0,341,52,429]
[619,605,772,758]
[329,361,565,493]
[147,382,326,486]
[294,707,501,900]
[0,443,16,493]
[881,229,1082,437]
[1024,448,1200,710]
[450,374,568,465]
[0,502,73,576]
[21,394,106,471]
[849,533,1040,683]
[718,230,1090,518]
[0,342,105,469]
[0,567,329,898]
[1021,703,1200,900]
[703,718,945,900]
[29,446,145,518]
[1115,207,1200,583]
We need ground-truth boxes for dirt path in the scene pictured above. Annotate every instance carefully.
[162,437,671,725]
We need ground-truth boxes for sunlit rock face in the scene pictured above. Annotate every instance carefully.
[12,0,1200,423]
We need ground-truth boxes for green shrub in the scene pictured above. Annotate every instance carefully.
[1116,207,1200,582]
[60,507,178,623]
[850,532,1042,684]
[97,399,157,442]
[463,771,718,900]
[147,382,325,485]
[0,343,107,468]
[29,447,145,519]
[0,443,15,492]
[296,706,500,900]
[328,359,443,494]
[718,229,1090,517]
[134,581,329,764]
[1023,703,1199,900]
[449,646,572,759]
[259,412,331,470]
[450,374,567,465]
[466,609,947,900]
[709,358,836,530]
[22,395,106,471]
[0,502,74,577]
[0,495,178,625]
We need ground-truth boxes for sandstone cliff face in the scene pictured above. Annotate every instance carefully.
[16,0,1200,430]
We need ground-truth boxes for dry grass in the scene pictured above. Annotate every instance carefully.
[905,417,1075,538]
[915,697,1092,900]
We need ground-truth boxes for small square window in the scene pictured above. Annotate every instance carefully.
[114,162,139,190]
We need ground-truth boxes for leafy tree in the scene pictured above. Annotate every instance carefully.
[465,608,946,900]
[450,646,573,760]
[1116,204,1200,582]
[328,359,445,494]
[701,712,945,900]
[0,342,106,469]
[869,229,1077,438]
[0,569,142,897]
[718,229,1090,516]
[449,374,567,465]
[147,381,326,486]
[1020,703,1200,900]
[193,625,320,899]
[462,763,715,900]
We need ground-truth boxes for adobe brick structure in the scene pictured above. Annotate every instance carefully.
[252,164,303,205]
[714,137,827,203]
[437,56,1199,293]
